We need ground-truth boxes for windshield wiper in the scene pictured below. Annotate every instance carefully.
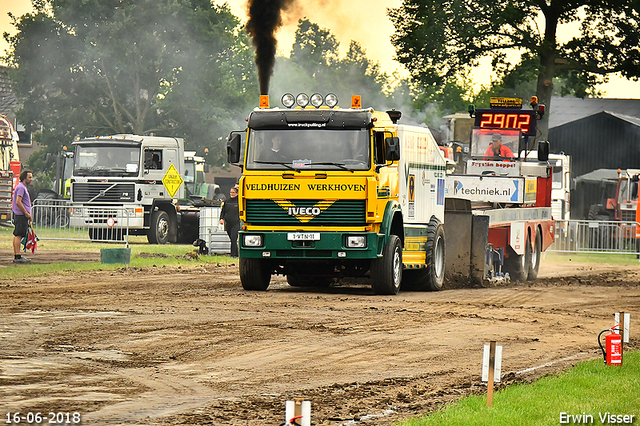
[254,160,297,171]
[307,162,351,171]
[74,167,91,176]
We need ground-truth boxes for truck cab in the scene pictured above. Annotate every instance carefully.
[228,93,447,294]
[522,151,571,222]
[69,134,187,243]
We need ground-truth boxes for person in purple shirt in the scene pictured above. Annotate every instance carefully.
[12,170,33,263]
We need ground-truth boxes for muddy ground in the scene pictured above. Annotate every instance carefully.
[1,251,639,426]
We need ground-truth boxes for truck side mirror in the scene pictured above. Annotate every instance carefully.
[537,140,549,162]
[227,134,241,164]
[203,163,210,173]
[385,136,400,161]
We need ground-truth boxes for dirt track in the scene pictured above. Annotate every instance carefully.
[1,254,639,426]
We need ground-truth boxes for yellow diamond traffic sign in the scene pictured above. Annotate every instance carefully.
[162,163,184,198]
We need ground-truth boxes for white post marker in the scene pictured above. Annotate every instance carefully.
[615,312,630,366]
[285,399,311,426]
[614,312,630,343]
[482,341,502,407]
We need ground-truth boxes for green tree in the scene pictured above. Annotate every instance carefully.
[389,0,640,137]
[4,0,256,178]
[290,19,340,78]
[279,19,395,112]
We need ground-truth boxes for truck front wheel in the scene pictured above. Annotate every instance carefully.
[370,234,402,295]
[148,210,170,244]
[240,257,271,291]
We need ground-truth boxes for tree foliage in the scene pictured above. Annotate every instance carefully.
[389,0,640,136]
[4,0,256,173]
[272,19,405,114]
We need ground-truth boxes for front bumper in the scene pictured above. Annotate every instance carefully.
[69,205,145,229]
[239,230,381,259]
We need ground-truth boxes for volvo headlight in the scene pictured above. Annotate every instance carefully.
[243,234,263,247]
[346,235,367,248]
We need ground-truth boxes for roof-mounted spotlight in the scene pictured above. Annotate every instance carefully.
[310,93,324,107]
[296,93,310,108]
[325,93,338,108]
[281,93,295,108]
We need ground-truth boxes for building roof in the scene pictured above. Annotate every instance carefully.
[549,96,640,128]
[574,168,620,184]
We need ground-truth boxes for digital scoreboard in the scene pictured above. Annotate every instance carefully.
[473,109,537,137]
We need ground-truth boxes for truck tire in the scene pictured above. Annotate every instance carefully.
[527,230,542,281]
[425,217,446,290]
[504,236,531,282]
[148,210,170,244]
[54,211,70,228]
[287,275,332,288]
[370,234,402,295]
[401,218,445,291]
[240,257,271,291]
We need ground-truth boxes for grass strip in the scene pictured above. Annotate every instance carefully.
[400,351,640,426]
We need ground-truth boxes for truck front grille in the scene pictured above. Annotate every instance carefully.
[72,183,135,203]
[621,210,637,222]
[88,208,120,223]
[246,199,365,226]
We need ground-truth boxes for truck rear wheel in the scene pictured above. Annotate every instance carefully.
[527,230,542,281]
[401,218,445,291]
[425,217,446,290]
[148,210,170,244]
[370,234,402,295]
[240,257,271,291]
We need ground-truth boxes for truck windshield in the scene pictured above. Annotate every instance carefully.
[74,145,140,177]
[245,129,370,171]
[470,128,520,159]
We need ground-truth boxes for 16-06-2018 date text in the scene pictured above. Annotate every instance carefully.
[5,412,81,424]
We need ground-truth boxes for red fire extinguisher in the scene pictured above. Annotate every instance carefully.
[598,325,622,366]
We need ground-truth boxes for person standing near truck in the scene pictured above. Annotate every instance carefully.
[12,170,32,263]
[219,187,240,257]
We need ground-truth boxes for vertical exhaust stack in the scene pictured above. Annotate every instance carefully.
[246,0,295,95]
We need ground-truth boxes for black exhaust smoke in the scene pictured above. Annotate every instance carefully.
[246,0,295,95]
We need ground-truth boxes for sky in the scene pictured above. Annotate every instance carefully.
[1,0,639,99]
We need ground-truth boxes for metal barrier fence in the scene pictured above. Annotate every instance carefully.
[31,199,130,246]
[550,219,640,255]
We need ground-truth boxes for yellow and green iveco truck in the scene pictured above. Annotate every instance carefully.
[227,93,447,295]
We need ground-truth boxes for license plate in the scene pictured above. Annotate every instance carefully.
[287,232,320,241]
